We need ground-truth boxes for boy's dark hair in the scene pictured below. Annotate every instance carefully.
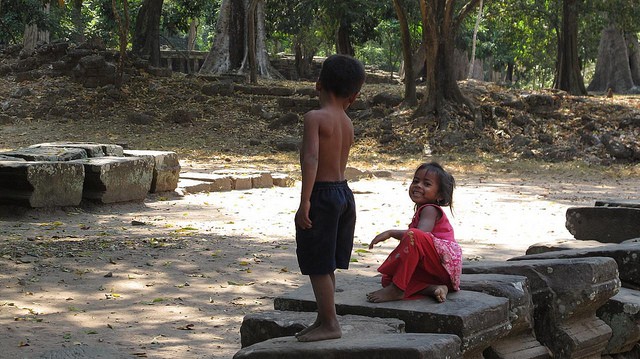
[415,162,455,210]
[318,54,366,98]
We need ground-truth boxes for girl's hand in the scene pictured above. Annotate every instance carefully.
[369,231,390,249]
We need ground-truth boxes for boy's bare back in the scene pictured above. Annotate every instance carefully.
[303,105,353,182]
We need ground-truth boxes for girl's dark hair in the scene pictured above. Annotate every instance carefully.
[318,54,366,98]
[415,162,455,210]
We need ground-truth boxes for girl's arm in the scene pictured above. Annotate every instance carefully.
[369,229,406,249]
[415,205,439,233]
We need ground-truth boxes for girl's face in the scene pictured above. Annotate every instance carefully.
[409,168,442,206]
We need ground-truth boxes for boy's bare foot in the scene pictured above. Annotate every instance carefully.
[424,285,448,303]
[295,319,319,338]
[366,283,404,303]
[296,323,341,342]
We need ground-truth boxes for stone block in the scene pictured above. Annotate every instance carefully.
[566,207,640,243]
[526,239,606,255]
[240,311,405,348]
[233,175,253,190]
[597,288,640,354]
[345,166,371,181]
[71,157,153,203]
[0,161,84,207]
[29,141,124,157]
[274,274,511,355]
[0,155,25,161]
[177,178,214,194]
[251,172,273,188]
[511,242,640,290]
[233,333,462,359]
[272,173,294,187]
[464,258,620,358]
[2,146,87,161]
[123,150,180,192]
[460,274,550,359]
[595,199,640,209]
[179,172,233,192]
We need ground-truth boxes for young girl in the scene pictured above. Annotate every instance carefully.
[367,162,462,303]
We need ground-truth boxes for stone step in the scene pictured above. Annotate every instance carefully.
[526,239,606,255]
[240,311,405,348]
[0,161,84,207]
[29,141,124,157]
[597,287,640,354]
[273,274,511,356]
[566,207,640,243]
[510,242,640,290]
[460,274,550,358]
[2,146,87,161]
[70,157,153,203]
[233,333,462,359]
[595,199,640,209]
[464,258,620,358]
[123,150,180,192]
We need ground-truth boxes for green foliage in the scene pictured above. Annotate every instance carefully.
[0,0,51,44]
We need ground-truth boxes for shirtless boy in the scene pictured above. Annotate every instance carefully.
[294,54,365,342]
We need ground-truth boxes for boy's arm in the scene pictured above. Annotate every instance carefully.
[295,112,320,229]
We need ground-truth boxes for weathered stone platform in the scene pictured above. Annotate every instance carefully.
[511,242,640,289]
[233,333,462,359]
[595,199,640,209]
[464,257,620,358]
[29,141,124,157]
[0,161,85,207]
[596,287,640,354]
[239,310,405,348]
[273,274,511,356]
[525,239,607,255]
[566,207,640,242]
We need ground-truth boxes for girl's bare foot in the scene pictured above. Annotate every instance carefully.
[366,284,404,303]
[424,285,448,303]
[295,319,320,338]
[296,323,341,342]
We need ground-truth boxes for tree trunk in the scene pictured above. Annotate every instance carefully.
[416,0,480,127]
[71,0,85,44]
[200,0,232,73]
[132,0,164,67]
[247,0,258,83]
[112,0,130,89]
[468,0,483,79]
[554,0,586,95]
[23,2,50,55]
[627,33,640,86]
[187,19,197,51]
[393,0,417,106]
[336,20,354,56]
[586,24,634,93]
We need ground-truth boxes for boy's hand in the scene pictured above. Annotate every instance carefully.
[295,200,312,229]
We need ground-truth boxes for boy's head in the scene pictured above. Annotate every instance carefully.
[317,54,365,99]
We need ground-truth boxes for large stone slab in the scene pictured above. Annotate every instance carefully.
[179,172,233,191]
[123,150,180,192]
[233,333,462,359]
[526,239,606,255]
[274,274,511,355]
[597,287,640,354]
[29,142,124,157]
[2,146,87,161]
[0,161,84,207]
[240,310,405,348]
[566,207,640,242]
[460,274,551,358]
[463,258,620,358]
[0,155,25,161]
[71,157,153,203]
[510,242,640,289]
[595,199,640,209]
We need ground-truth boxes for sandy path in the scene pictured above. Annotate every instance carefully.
[0,170,637,358]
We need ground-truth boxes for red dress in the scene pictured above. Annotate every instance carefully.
[377,204,462,298]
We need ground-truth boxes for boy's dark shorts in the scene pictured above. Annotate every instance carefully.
[296,181,356,275]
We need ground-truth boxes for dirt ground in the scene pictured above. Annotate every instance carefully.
[1,160,638,358]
